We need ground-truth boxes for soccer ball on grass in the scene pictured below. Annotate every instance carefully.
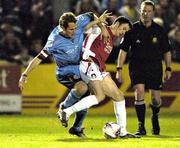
[102,122,121,139]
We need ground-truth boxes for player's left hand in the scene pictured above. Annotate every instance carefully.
[19,74,27,91]
[164,70,172,81]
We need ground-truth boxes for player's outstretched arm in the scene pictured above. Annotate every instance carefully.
[19,50,48,91]
[93,11,112,43]
[84,10,111,32]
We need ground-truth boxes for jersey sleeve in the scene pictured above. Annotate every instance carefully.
[76,12,94,29]
[161,29,172,53]
[43,40,54,55]
[43,26,59,55]
[119,31,131,52]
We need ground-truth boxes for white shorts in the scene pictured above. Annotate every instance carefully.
[79,61,109,84]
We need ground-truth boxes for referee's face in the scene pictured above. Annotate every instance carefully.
[140,4,154,23]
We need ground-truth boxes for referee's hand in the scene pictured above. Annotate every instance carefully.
[116,71,123,83]
[164,70,172,81]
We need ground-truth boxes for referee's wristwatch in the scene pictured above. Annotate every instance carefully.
[116,66,122,71]
[165,67,172,72]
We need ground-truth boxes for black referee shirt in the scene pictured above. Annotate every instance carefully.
[120,20,171,62]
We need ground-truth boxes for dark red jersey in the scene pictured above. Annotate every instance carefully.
[82,27,114,71]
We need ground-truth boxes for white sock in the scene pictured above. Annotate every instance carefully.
[64,95,98,116]
[113,100,127,136]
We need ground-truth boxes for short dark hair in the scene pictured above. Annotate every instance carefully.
[59,12,77,29]
[141,0,155,10]
[114,16,132,29]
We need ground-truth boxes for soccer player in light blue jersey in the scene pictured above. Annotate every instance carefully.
[19,11,110,137]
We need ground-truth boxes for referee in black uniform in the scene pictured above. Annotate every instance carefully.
[116,0,172,135]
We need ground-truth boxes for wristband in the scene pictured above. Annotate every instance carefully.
[165,67,172,72]
[117,66,122,71]
[22,74,27,77]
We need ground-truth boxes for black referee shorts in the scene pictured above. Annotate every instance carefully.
[129,61,163,90]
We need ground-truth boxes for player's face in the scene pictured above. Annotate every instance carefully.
[117,23,130,37]
[140,4,154,23]
[65,22,77,39]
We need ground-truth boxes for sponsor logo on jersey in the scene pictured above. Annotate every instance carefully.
[104,42,112,54]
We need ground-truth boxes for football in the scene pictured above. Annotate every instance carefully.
[102,122,121,139]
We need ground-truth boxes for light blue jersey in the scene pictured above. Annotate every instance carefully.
[43,13,93,88]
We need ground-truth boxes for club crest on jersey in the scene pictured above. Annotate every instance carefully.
[152,37,157,43]
[136,39,141,43]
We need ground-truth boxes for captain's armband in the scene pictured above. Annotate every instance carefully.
[37,50,49,60]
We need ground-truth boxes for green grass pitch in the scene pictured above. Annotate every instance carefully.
[0,113,180,148]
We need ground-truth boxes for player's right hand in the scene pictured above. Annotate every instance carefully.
[164,70,172,81]
[19,74,27,91]
[99,10,112,24]
[116,71,123,83]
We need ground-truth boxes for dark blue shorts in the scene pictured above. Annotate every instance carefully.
[56,65,81,89]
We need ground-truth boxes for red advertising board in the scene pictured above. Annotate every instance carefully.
[0,65,21,94]
[0,65,21,113]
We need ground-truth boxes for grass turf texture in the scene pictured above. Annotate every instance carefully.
[0,113,180,148]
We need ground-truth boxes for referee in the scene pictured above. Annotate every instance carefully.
[116,0,172,135]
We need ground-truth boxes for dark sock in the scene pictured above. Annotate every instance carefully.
[151,104,160,134]
[73,110,87,130]
[151,105,160,115]
[135,104,146,127]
